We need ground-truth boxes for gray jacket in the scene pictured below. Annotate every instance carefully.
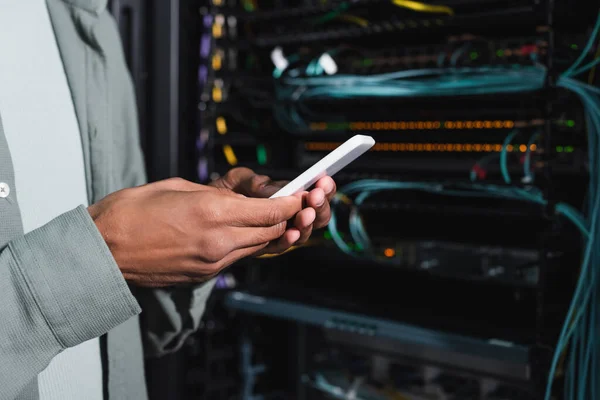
[0,0,215,398]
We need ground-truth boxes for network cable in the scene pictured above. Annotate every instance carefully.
[320,68,598,398]
[273,66,546,133]
[523,132,540,183]
[500,129,519,184]
[269,9,600,397]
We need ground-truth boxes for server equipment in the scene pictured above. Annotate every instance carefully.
[110,0,600,398]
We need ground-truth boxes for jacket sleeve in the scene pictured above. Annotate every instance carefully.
[0,205,141,399]
[103,12,217,358]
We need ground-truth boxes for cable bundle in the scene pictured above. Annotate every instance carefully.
[328,180,586,256]
[541,34,600,399]
[274,65,546,132]
[317,10,600,398]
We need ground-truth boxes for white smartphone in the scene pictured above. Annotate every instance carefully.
[270,134,376,198]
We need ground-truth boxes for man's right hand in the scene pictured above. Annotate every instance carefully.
[87,178,302,287]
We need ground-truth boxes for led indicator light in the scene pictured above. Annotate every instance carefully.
[216,117,227,134]
[256,145,267,165]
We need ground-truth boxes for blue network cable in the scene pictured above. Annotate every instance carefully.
[328,180,588,257]
[273,12,600,397]
[500,129,519,184]
[562,10,600,78]
[523,132,540,182]
[545,72,600,400]
[273,65,547,132]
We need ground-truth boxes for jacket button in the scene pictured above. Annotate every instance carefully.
[0,182,10,198]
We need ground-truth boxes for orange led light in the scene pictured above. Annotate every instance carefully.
[216,117,227,134]
[384,248,395,257]
[305,142,534,153]
[212,23,223,38]
[212,54,222,70]
[212,86,223,102]
[317,120,521,131]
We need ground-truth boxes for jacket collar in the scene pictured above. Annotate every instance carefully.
[61,0,107,14]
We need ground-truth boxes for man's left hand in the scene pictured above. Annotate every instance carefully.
[210,167,336,254]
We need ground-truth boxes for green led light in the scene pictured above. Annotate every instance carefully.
[496,49,504,57]
[329,122,350,130]
[566,120,575,127]
[565,146,574,153]
[243,0,255,11]
[556,146,564,152]
[362,58,373,67]
[571,44,578,50]
[323,231,332,240]
[470,52,478,60]
[256,145,267,165]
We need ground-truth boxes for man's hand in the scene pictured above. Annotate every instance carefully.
[88,178,302,287]
[211,167,336,254]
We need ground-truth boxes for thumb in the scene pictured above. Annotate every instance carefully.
[249,180,290,198]
[230,195,302,226]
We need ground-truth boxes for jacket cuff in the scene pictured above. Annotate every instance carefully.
[8,205,141,348]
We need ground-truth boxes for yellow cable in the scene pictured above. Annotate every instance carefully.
[336,193,353,205]
[338,14,369,27]
[391,0,454,16]
[222,145,238,166]
[587,44,600,84]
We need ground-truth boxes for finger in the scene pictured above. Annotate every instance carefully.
[315,177,336,200]
[230,220,289,248]
[260,228,302,255]
[306,188,331,229]
[294,209,315,245]
[252,180,288,198]
[217,168,276,197]
[213,167,256,190]
[236,172,287,198]
[237,173,271,196]
[226,196,302,227]
[294,207,316,231]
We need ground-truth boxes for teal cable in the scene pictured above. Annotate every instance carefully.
[545,76,600,399]
[571,56,600,77]
[564,11,600,77]
[327,198,355,255]
[524,132,540,181]
[500,130,519,184]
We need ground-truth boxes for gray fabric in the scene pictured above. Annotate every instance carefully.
[0,1,103,396]
[0,205,140,400]
[0,115,23,249]
[0,0,218,399]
